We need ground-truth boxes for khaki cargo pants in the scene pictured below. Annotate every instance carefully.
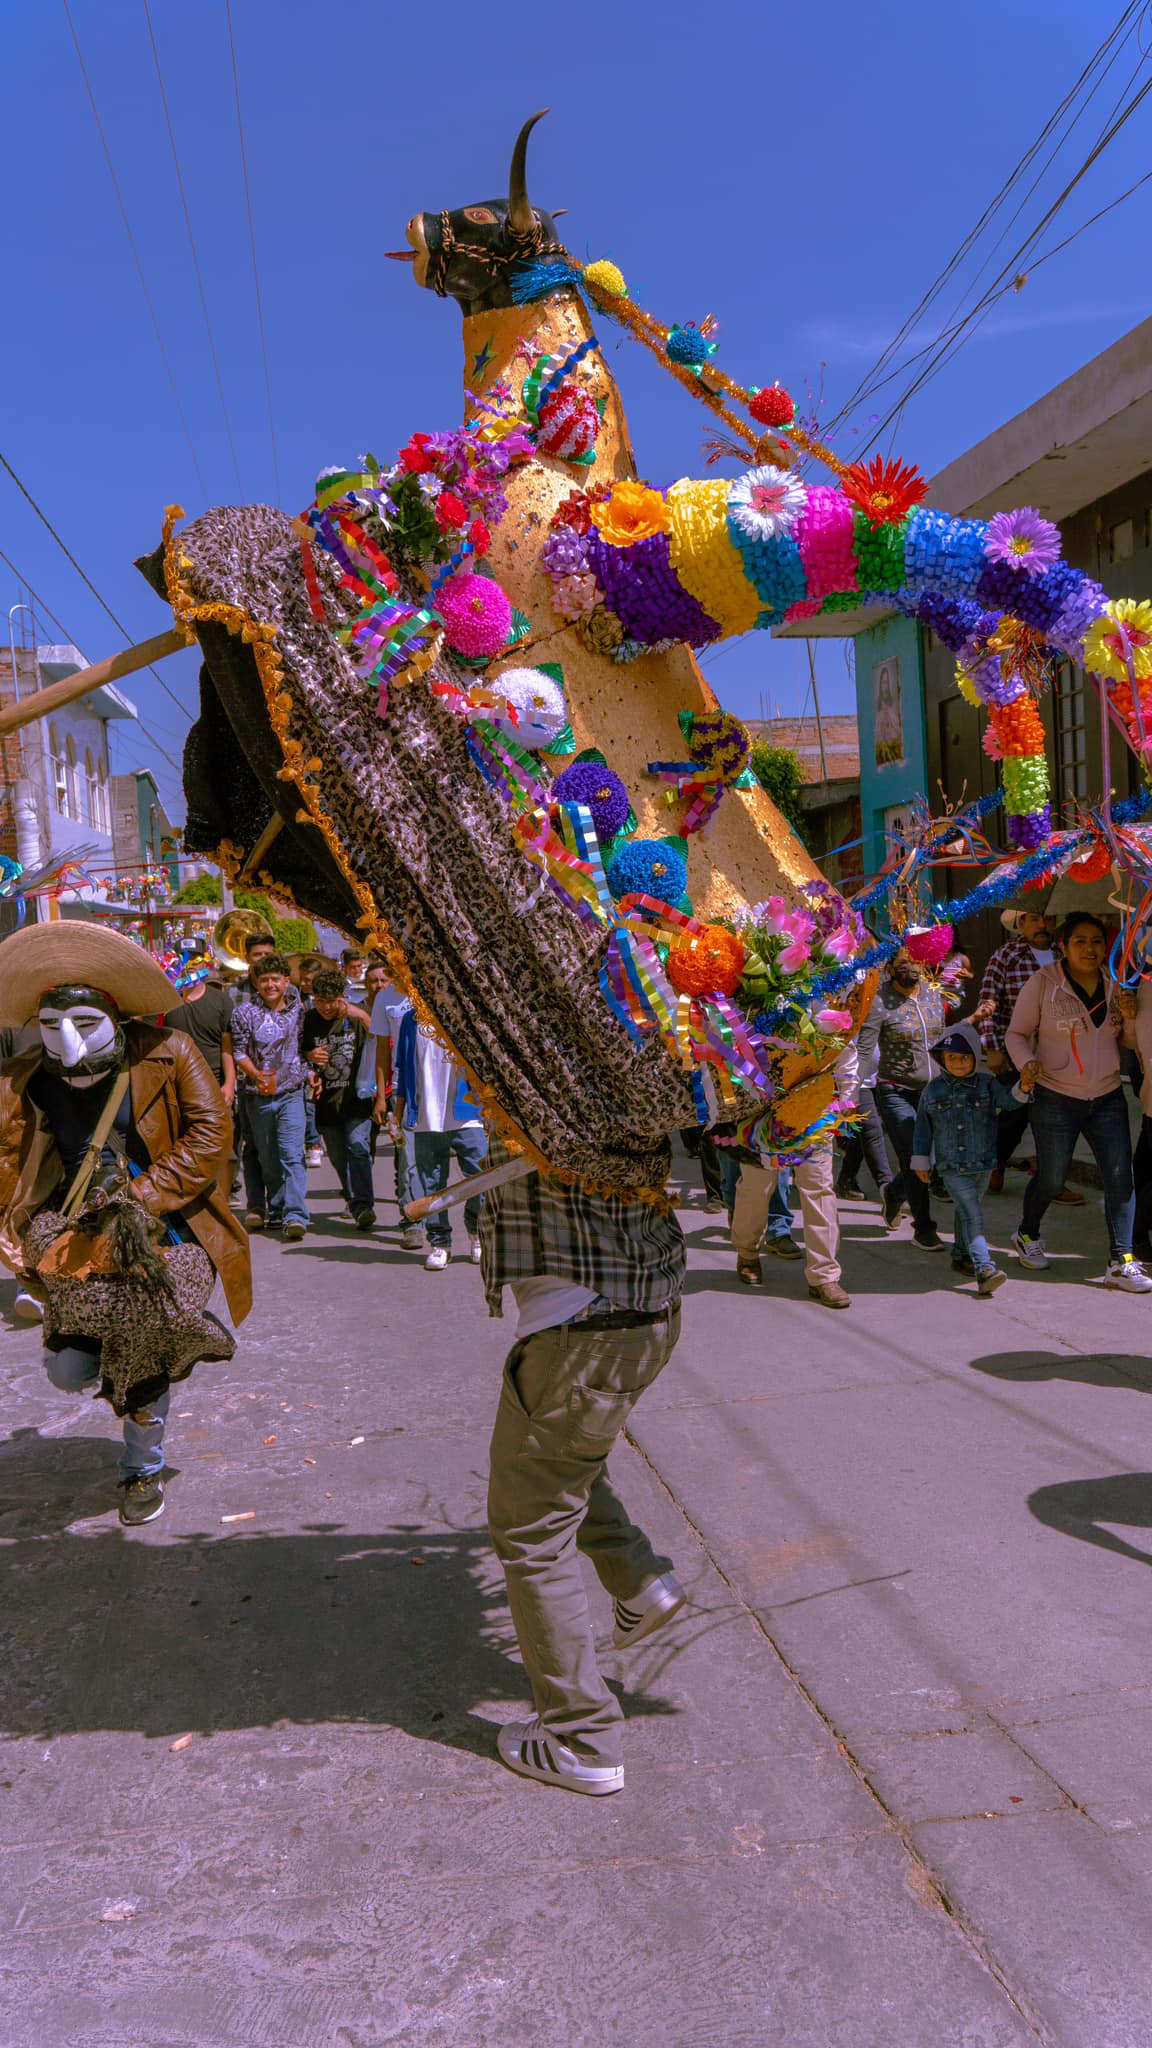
[487,1306,680,1766]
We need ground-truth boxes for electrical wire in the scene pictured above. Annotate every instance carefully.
[824,2,1150,438]
[865,65,1152,455]
[224,0,281,505]
[142,0,245,498]
[0,470,190,778]
[61,0,208,503]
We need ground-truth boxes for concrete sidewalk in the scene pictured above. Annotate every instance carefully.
[0,1150,1149,2047]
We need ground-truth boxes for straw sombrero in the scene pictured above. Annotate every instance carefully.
[0,922,176,1027]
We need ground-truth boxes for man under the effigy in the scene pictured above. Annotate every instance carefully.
[0,922,252,1525]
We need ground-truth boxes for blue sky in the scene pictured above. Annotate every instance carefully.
[3,0,1150,822]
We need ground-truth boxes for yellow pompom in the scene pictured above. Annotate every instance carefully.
[954,663,982,708]
[584,259,628,299]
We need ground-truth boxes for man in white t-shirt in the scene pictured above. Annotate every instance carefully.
[368,978,419,1247]
[392,1007,488,1270]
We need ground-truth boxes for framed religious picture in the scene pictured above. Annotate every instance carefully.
[873,656,904,768]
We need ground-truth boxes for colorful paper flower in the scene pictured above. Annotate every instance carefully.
[1083,598,1152,683]
[904,924,954,966]
[983,507,1061,581]
[584,259,628,299]
[749,385,795,428]
[666,323,714,370]
[666,925,746,997]
[537,382,600,462]
[435,570,512,657]
[687,709,752,784]
[794,487,857,602]
[778,938,812,972]
[486,666,567,748]
[577,604,628,656]
[727,465,807,544]
[904,509,987,599]
[823,926,858,962]
[606,839,688,904]
[841,455,928,527]
[552,760,630,840]
[590,480,670,549]
[541,525,591,576]
[552,490,593,534]
[814,1006,854,1033]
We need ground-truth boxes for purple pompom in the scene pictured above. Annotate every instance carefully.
[586,529,720,648]
[1007,805,1051,850]
[552,760,631,840]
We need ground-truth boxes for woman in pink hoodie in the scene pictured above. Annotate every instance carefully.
[1005,913,1148,1290]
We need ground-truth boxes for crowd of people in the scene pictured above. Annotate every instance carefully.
[1,895,1149,1800]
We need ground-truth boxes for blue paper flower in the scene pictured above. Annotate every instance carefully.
[606,839,688,904]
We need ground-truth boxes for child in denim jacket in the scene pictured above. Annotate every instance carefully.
[911,1022,1037,1293]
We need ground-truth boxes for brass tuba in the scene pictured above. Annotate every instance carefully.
[212,906,273,974]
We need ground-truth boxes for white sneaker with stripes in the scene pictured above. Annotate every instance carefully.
[612,1570,686,1649]
[496,1719,624,1796]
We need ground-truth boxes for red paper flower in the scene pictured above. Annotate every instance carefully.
[470,518,491,553]
[841,455,928,527]
[434,491,468,530]
[553,490,592,534]
[399,433,435,475]
[749,385,794,428]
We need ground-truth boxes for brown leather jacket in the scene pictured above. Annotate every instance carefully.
[0,1022,252,1325]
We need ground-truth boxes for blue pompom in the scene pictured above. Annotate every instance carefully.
[607,839,688,905]
[666,324,710,368]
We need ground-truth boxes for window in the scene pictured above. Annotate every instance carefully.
[1052,661,1088,807]
[96,758,109,833]
[1110,518,1135,564]
[65,735,79,821]
[85,749,98,828]
[49,723,69,816]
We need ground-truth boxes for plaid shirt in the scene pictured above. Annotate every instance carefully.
[478,1140,685,1319]
[978,939,1049,1054]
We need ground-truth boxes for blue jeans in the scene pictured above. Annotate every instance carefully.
[44,1341,169,1478]
[245,1086,309,1227]
[412,1126,488,1246]
[1022,1085,1134,1255]
[875,1082,934,1234]
[765,1171,793,1240]
[941,1170,992,1269]
[323,1106,375,1211]
[305,1090,320,1150]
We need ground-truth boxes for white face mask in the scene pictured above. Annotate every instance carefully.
[39,1004,119,1085]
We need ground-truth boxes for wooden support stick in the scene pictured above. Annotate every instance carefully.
[403,1151,534,1222]
[237,811,285,880]
[0,628,189,736]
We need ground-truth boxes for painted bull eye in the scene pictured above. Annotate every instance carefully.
[463,206,498,225]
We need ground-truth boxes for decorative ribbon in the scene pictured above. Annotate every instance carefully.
[646,760,726,835]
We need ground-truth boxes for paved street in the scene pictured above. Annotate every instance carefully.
[2,1147,1151,2048]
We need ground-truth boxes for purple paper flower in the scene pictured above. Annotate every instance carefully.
[586,528,720,649]
[542,525,590,576]
[983,507,1061,581]
[1007,805,1052,850]
[552,760,630,841]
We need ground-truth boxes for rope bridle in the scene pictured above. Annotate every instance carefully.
[425,209,564,298]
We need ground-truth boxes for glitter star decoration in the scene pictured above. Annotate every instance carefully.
[471,337,496,380]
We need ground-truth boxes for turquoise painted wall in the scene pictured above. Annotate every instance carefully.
[854,614,927,886]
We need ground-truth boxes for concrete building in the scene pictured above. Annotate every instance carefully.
[0,642,138,927]
[111,768,180,885]
[776,315,1152,967]
[746,714,862,886]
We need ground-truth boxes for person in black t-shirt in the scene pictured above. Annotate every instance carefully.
[163,979,236,1100]
[301,964,376,1228]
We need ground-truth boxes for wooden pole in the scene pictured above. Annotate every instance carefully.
[0,628,188,737]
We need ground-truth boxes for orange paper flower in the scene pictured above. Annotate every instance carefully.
[666,925,746,997]
[590,479,670,549]
[841,455,928,527]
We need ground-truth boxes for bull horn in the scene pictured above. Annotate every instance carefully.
[508,110,548,233]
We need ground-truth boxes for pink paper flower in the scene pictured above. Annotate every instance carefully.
[779,939,812,972]
[755,895,791,935]
[815,1006,854,1033]
[824,925,857,961]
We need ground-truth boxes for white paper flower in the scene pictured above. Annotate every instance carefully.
[485,666,567,749]
[727,464,807,543]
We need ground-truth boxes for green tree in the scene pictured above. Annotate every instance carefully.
[749,742,810,847]
[273,915,318,954]
[172,874,316,951]
[174,874,222,906]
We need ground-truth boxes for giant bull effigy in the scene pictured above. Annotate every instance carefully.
[136,114,1152,1192]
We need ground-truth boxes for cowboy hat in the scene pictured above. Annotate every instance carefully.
[0,921,176,1027]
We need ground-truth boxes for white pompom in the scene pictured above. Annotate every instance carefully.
[485,666,567,749]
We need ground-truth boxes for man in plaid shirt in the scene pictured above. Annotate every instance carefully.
[479,1138,686,1798]
[978,907,1082,1202]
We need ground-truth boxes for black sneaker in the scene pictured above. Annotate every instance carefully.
[882,1187,905,1230]
[913,1229,945,1253]
[950,1251,975,1275]
[118,1474,165,1526]
[835,1178,863,1200]
[354,1207,377,1231]
[930,1173,952,1201]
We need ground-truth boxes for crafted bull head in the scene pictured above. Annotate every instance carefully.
[388,110,568,315]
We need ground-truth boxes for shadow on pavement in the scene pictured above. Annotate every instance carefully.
[968,1350,1152,1393]
[0,1429,681,1754]
[1028,1472,1152,1565]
